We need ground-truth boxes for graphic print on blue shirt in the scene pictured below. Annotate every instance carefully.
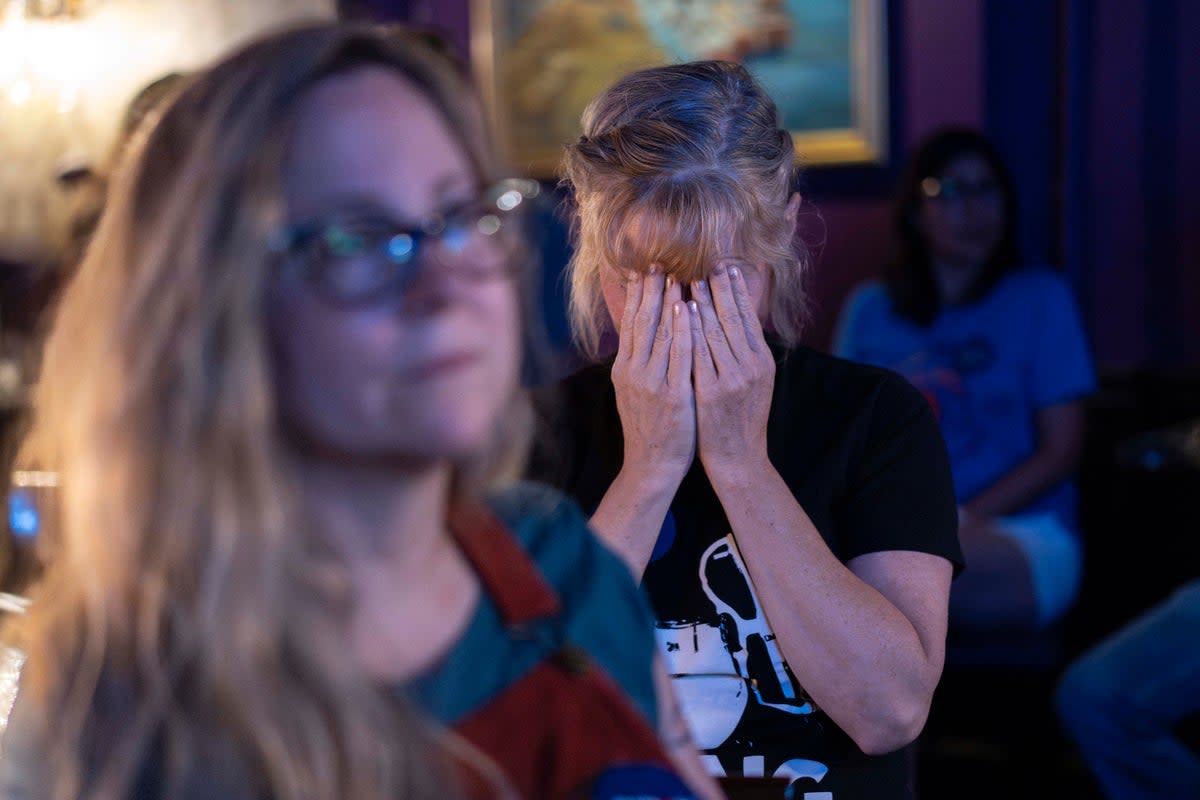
[886,335,999,466]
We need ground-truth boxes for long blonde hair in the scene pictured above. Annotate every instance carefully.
[9,23,527,800]
[560,60,811,358]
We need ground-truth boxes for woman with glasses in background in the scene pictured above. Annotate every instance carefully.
[0,24,717,800]
[836,127,1096,633]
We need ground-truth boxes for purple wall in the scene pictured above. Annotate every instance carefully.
[1069,0,1200,367]
[1178,2,1200,357]
[1081,1,1148,366]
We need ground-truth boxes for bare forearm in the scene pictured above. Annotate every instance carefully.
[964,450,1076,518]
[709,458,940,754]
[589,465,680,577]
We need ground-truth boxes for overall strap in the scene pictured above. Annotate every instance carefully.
[445,504,687,799]
[447,504,561,627]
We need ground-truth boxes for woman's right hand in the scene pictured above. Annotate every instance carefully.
[611,267,696,486]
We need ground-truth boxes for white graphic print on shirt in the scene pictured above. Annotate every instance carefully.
[656,534,832,792]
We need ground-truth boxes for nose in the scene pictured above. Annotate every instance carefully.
[396,225,510,314]
[961,196,996,224]
[400,256,463,315]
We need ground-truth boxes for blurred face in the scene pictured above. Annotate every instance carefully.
[917,154,1006,269]
[268,67,519,464]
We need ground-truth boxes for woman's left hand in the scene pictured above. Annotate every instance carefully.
[690,261,775,477]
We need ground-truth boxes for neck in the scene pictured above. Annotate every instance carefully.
[931,257,984,306]
[298,455,454,570]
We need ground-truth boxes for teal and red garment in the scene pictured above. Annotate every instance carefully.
[406,483,695,799]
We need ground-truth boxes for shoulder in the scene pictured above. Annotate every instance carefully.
[839,280,892,325]
[487,482,589,554]
[774,347,943,480]
[844,279,889,308]
[833,282,910,358]
[992,267,1078,306]
[486,482,622,596]
[785,355,961,569]
[485,483,658,723]
[779,345,930,421]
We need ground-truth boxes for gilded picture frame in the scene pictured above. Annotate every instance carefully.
[471,0,889,177]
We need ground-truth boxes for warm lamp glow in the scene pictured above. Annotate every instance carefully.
[0,2,108,119]
[0,0,337,262]
[7,79,31,104]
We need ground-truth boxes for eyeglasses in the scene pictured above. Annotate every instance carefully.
[920,176,1002,203]
[269,178,539,307]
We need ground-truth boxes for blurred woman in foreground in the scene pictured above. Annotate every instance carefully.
[0,24,716,800]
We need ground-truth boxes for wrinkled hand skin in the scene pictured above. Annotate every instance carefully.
[689,261,775,477]
[611,266,697,485]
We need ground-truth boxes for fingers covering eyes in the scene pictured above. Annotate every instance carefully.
[667,299,692,386]
[691,278,734,374]
[617,271,642,362]
[729,265,763,352]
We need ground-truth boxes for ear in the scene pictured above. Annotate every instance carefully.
[786,192,802,238]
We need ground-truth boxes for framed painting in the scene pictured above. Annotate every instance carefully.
[471,0,889,177]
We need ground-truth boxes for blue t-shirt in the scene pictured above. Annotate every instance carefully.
[834,269,1095,531]
[406,482,659,729]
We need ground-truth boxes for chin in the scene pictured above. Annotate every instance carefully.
[402,409,499,462]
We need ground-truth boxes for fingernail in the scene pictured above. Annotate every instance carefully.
[666,275,674,289]
[688,300,698,314]
[730,266,740,278]
[673,302,681,317]
[714,263,726,275]
[649,264,659,275]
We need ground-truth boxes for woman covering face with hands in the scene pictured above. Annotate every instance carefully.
[537,61,964,800]
[613,261,779,488]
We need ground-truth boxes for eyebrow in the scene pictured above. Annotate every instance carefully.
[301,193,412,225]
[300,174,477,226]
[432,171,476,201]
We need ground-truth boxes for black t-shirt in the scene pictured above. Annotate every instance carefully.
[532,343,963,800]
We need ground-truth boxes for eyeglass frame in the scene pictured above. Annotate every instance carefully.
[267,177,539,308]
[919,175,1003,204]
